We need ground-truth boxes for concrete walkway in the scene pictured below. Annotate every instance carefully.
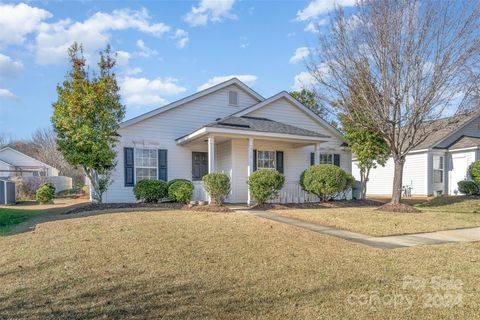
[235,209,480,249]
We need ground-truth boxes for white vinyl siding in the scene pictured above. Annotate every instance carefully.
[103,84,259,202]
[353,152,429,196]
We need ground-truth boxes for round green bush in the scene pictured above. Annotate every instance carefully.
[469,161,480,185]
[457,180,479,196]
[36,183,56,204]
[202,173,230,204]
[247,169,285,205]
[301,164,354,201]
[133,179,168,203]
[168,180,194,203]
[167,179,192,189]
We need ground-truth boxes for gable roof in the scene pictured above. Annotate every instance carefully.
[414,112,480,150]
[120,78,264,129]
[0,147,56,170]
[206,116,330,138]
[445,135,480,150]
[232,91,345,141]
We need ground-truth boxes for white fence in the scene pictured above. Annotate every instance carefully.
[9,176,73,193]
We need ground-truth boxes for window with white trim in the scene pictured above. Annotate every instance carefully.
[319,154,334,164]
[135,148,158,183]
[257,150,276,169]
[433,156,444,183]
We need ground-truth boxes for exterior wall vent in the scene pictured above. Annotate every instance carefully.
[228,90,238,106]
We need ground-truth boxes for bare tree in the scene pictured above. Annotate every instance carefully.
[309,0,480,206]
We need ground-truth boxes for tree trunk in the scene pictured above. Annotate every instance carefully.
[391,157,405,205]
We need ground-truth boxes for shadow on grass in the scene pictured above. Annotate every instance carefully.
[0,272,333,319]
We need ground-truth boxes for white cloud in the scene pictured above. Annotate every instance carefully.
[0,88,17,100]
[120,76,186,107]
[197,74,257,91]
[35,8,170,64]
[0,53,24,77]
[296,0,356,21]
[0,3,52,47]
[135,39,158,58]
[289,47,310,64]
[172,29,189,48]
[291,71,316,91]
[304,19,328,33]
[184,0,236,27]
[115,50,130,66]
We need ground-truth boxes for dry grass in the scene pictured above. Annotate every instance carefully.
[271,206,480,236]
[0,210,479,319]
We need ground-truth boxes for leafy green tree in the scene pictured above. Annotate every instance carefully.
[341,114,389,199]
[289,89,326,116]
[52,43,125,203]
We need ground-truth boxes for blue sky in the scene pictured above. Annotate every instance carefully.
[0,0,355,139]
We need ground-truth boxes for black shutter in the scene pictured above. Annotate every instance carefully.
[276,151,284,174]
[333,154,340,167]
[310,152,315,166]
[124,147,134,187]
[253,149,257,171]
[158,149,168,181]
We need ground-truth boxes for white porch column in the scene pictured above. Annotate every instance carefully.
[208,136,215,173]
[315,143,321,164]
[247,137,254,205]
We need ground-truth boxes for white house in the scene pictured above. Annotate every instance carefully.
[103,78,351,204]
[352,113,480,197]
[0,147,59,177]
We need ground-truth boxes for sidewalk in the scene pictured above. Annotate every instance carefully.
[236,209,480,249]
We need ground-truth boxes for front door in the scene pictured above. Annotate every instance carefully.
[192,152,208,181]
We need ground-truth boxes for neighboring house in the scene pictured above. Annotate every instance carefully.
[103,78,350,204]
[352,113,480,197]
[0,147,59,177]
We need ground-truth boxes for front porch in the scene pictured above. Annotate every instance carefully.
[177,116,333,204]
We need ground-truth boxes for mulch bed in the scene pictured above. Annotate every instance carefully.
[376,203,420,213]
[251,199,385,211]
[64,202,184,215]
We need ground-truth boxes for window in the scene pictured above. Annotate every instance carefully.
[228,90,238,106]
[433,156,444,184]
[135,148,158,183]
[319,154,334,164]
[257,150,276,169]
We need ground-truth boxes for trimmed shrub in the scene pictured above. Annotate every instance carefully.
[247,169,285,205]
[202,173,230,204]
[457,180,479,196]
[36,183,56,204]
[167,179,193,189]
[133,179,168,203]
[168,180,194,203]
[301,164,354,201]
[469,161,480,185]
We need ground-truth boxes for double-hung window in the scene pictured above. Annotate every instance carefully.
[433,156,444,183]
[319,154,334,164]
[257,150,276,169]
[135,148,158,183]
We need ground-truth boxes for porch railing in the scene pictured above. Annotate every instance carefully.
[268,181,319,204]
[193,181,208,201]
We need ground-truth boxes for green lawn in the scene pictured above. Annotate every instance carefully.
[0,208,39,235]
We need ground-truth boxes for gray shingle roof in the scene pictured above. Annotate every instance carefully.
[207,116,330,138]
[413,112,479,150]
[446,136,480,150]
